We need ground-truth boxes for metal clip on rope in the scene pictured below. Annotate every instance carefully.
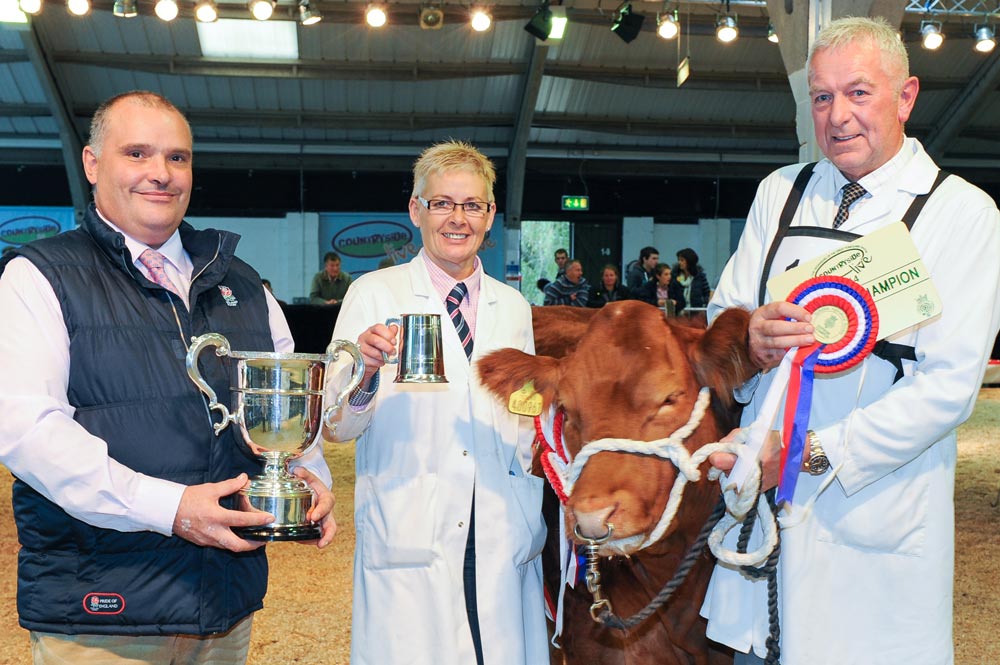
[575,523,614,622]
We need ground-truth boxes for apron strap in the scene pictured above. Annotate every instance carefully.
[758,162,817,307]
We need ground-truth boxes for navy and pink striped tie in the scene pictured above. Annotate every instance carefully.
[446,282,473,359]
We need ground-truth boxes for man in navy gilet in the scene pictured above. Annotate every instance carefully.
[0,91,336,664]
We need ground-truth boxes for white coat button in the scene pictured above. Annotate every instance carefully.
[458,521,464,528]
[462,450,469,456]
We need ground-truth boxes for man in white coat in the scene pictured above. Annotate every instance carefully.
[324,141,548,665]
[702,16,1000,665]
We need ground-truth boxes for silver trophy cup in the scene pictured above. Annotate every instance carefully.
[186,333,364,541]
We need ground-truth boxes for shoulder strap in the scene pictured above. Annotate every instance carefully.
[900,170,950,230]
[757,162,817,307]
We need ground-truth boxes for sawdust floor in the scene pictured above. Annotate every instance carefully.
[2,390,1000,664]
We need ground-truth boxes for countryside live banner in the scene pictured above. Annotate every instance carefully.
[318,212,505,279]
[0,207,76,255]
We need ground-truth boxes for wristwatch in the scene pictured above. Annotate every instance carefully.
[805,430,830,476]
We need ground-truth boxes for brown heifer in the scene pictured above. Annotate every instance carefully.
[478,300,756,665]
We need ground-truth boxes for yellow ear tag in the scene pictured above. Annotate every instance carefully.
[508,381,543,417]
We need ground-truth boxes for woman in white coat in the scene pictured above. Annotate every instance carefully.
[324,141,548,665]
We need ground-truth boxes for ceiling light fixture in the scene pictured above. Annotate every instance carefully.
[298,0,321,25]
[112,0,136,16]
[611,2,644,44]
[716,14,738,42]
[19,0,42,13]
[767,23,779,43]
[470,7,491,32]
[366,4,387,27]
[656,11,678,40]
[549,6,567,39]
[67,0,90,15]
[194,0,217,22]
[974,25,995,53]
[524,4,552,41]
[420,6,443,29]
[154,0,178,21]
[248,0,274,20]
[920,20,943,50]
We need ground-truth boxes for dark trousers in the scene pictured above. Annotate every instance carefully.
[463,495,485,665]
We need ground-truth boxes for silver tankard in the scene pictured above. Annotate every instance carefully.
[383,313,448,383]
[186,333,364,540]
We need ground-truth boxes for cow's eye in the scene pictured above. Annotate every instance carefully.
[661,392,678,406]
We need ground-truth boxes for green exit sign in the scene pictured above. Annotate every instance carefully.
[561,195,590,211]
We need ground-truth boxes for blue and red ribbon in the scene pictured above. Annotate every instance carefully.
[776,276,879,504]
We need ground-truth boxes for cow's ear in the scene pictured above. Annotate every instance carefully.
[688,307,756,407]
[476,349,560,408]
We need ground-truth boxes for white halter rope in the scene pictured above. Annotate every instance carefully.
[556,386,778,565]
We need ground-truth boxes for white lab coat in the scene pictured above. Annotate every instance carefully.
[326,255,548,665]
[701,139,1000,664]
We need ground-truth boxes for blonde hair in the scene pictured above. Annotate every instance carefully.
[809,16,910,93]
[411,140,497,202]
[88,91,190,157]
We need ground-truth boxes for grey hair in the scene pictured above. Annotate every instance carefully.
[88,91,191,156]
[808,16,910,93]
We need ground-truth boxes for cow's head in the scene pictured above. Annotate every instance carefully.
[478,301,755,555]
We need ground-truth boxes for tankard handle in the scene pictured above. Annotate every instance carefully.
[380,317,401,364]
[186,333,235,435]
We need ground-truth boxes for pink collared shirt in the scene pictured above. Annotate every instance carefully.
[420,250,482,340]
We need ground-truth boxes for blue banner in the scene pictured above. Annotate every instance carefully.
[318,212,505,280]
[0,207,75,256]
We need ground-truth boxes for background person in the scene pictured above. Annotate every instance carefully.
[553,247,568,280]
[543,258,589,306]
[674,247,711,309]
[625,245,659,297]
[323,140,547,665]
[588,263,630,308]
[638,262,685,314]
[309,251,352,305]
[0,90,335,665]
[701,17,1000,665]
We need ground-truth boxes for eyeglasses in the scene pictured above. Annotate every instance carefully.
[416,196,494,218]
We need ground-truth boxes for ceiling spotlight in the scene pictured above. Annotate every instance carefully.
[66,0,90,15]
[194,0,217,22]
[112,0,136,16]
[716,15,738,42]
[19,0,42,13]
[470,7,491,32]
[420,6,443,29]
[767,23,779,43]
[298,0,321,25]
[549,6,567,39]
[656,11,678,40]
[154,0,178,21]
[524,4,552,41]
[974,25,996,53]
[248,0,274,20]
[920,20,943,50]
[366,4,387,27]
[611,2,644,44]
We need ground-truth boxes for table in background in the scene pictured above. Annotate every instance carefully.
[280,303,341,354]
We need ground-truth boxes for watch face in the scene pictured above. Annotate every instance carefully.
[809,455,830,475]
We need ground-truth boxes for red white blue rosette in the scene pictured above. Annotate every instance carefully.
[786,275,879,374]
[776,276,879,504]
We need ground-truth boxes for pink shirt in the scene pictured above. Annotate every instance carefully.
[420,250,482,340]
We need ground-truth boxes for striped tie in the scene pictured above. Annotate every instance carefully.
[137,248,180,297]
[446,282,473,360]
[833,182,867,229]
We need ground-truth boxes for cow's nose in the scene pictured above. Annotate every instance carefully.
[573,504,616,539]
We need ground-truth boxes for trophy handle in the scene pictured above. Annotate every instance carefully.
[322,339,365,433]
[186,333,235,435]
[381,317,401,364]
